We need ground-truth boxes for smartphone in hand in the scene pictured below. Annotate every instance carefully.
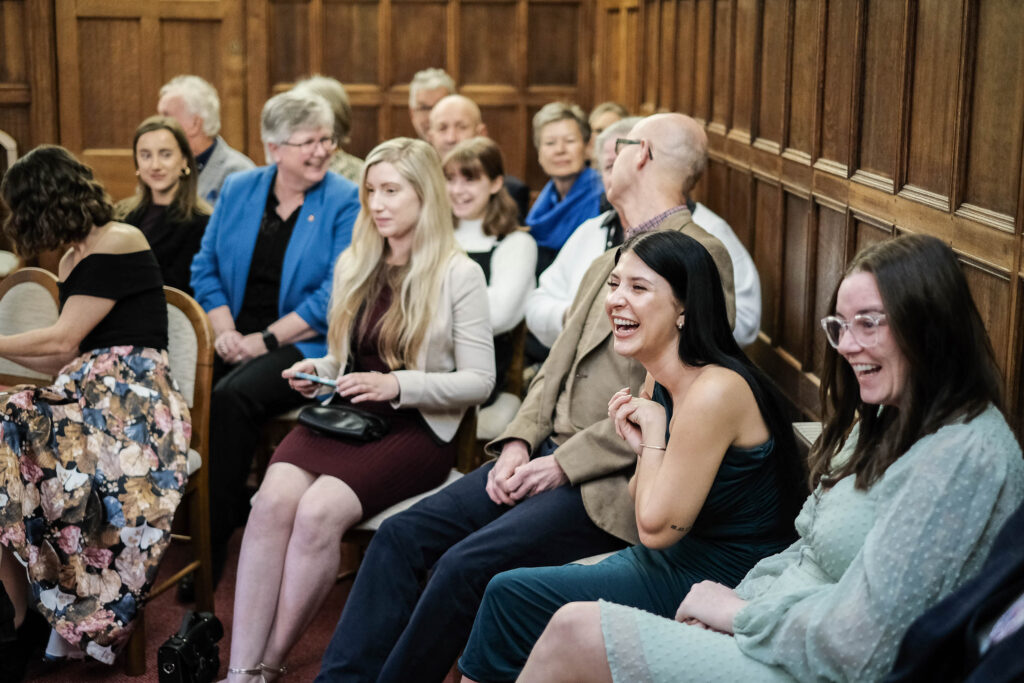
[292,371,337,387]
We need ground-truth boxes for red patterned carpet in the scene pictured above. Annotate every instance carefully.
[23,530,463,682]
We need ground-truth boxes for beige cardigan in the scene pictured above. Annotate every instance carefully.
[312,253,496,442]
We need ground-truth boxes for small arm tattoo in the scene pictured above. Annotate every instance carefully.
[670,524,691,533]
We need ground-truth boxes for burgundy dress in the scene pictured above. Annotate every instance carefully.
[269,287,456,519]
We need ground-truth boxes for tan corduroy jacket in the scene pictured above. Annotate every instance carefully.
[486,208,735,544]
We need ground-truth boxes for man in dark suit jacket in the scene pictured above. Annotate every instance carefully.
[428,94,531,222]
[885,499,1024,683]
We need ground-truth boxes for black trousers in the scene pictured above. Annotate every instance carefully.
[207,345,309,578]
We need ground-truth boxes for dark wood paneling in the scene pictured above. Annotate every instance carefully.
[691,0,713,122]
[753,178,780,341]
[348,105,379,159]
[641,0,659,106]
[961,0,1024,224]
[528,3,579,86]
[755,0,787,150]
[0,0,27,83]
[323,0,379,84]
[480,104,525,181]
[730,0,757,142]
[674,0,697,114]
[785,0,816,161]
[812,203,847,377]
[391,2,447,86]
[817,0,856,174]
[461,2,517,85]
[269,0,310,86]
[78,18,143,148]
[725,164,753,251]
[709,0,731,131]
[853,215,891,253]
[780,191,810,363]
[853,0,903,190]
[961,258,1011,376]
[903,0,962,205]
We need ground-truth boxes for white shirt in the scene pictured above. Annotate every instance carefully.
[526,204,762,347]
[454,218,538,335]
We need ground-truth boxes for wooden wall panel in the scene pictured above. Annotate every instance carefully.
[780,191,810,363]
[811,203,848,376]
[0,0,57,164]
[785,0,816,162]
[709,0,731,133]
[528,3,580,85]
[269,1,311,85]
[641,0,659,106]
[460,2,517,85]
[56,1,244,200]
[903,0,962,207]
[323,1,379,84]
[755,0,786,152]
[673,0,697,114]
[729,0,757,142]
[961,258,1012,376]
[725,165,753,251]
[0,0,27,83]
[960,0,1024,226]
[348,105,379,159]
[816,0,855,174]
[753,178,780,341]
[852,0,903,191]
[691,0,713,122]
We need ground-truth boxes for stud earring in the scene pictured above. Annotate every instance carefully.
[676,322,683,330]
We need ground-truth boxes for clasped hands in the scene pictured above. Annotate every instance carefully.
[282,359,400,403]
[214,330,268,365]
[673,580,747,635]
[485,440,568,506]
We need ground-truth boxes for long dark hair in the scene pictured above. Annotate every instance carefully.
[811,234,1003,490]
[118,115,210,221]
[1,145,113,257]
[442,137,520,237]
[618,230,807,526]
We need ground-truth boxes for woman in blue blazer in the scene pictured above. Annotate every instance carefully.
[189,89,359,591]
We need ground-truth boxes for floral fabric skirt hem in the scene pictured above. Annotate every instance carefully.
[0,345,191,663]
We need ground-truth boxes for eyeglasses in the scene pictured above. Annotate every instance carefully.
[279,136,337,154]
[820,313,888,349]
[615,138,653,160]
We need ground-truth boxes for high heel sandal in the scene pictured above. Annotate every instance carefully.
[260,662,288,681]
[227,665,265,682]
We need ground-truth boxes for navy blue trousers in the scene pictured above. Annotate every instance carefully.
[315,457,627,683]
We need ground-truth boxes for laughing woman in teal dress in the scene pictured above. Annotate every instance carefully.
[0,146,191,676]
[518,234,1024,683]
[458,230,806,683]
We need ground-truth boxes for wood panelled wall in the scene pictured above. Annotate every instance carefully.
[1,0,591,200]
[245,0,592,191]
[3,0,1023,426]
[595,0,1024,426]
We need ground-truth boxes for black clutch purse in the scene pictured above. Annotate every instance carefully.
[297,403,389,442]
[157,611,223,683]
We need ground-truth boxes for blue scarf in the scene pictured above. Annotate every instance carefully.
[526,167,603,250]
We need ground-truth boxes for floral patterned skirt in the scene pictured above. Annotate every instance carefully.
[0,346,191,663]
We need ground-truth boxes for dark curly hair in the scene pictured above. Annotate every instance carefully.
[0,145,114,257]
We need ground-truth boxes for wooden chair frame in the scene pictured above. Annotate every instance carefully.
[125,286,216,675]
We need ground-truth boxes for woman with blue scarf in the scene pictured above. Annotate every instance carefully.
[526,102,603,277]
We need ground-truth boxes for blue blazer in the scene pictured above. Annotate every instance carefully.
[190,165,360,358]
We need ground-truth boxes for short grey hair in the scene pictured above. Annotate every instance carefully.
[159,75,222,137]
[292,74,354,145]
[260,90,334,158]
[409,68,455,108]
[532,102,589,149]
[594,116,643,165]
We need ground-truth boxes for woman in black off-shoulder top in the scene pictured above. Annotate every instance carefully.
[0,146,191,676]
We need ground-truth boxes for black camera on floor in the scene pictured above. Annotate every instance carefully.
[157,610,224,683]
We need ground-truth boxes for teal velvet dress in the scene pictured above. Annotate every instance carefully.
[457,383,797,682]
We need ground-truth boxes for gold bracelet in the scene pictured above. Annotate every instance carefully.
[640,443,666,451]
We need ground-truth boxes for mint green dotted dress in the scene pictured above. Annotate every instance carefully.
[601,405,1024,682]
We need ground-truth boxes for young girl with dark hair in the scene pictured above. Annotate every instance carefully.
[457,229,804,682]
[118,115,211,293]
[517,234,1024,683]
[443,137,536,403]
